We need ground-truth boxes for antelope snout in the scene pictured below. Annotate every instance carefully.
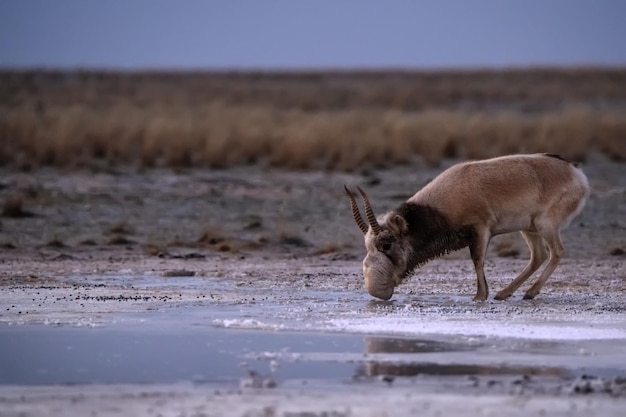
[363,255,395,301]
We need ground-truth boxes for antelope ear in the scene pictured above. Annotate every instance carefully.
[387,214,408,236]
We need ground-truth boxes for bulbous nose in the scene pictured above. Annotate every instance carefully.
[367,284,393,300]
[363,256,394,300]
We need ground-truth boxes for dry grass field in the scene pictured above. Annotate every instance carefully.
[1,68,625,170]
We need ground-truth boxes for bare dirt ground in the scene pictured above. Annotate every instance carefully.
[1,153,625,416]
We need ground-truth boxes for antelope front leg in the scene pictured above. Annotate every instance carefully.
[469,228,490,301]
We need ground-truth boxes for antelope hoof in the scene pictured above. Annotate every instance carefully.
[494,292,510,301]
[472,294,487,302]
[522,292,537,300]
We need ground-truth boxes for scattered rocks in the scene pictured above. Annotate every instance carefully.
[167,252,206,260]
[1,194,35,218]
[107,235,135,245]
[240,369,277,389]
[567,375,626,396]
[162,269,196,277]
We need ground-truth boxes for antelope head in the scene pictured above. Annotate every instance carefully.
[344,186,413,300]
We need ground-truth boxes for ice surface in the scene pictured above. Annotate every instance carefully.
[328,316,626,340]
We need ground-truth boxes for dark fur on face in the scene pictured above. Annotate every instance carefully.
[393,202,475,280]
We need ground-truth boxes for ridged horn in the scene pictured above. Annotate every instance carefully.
[356,186,381,235]
[344,185,368,234]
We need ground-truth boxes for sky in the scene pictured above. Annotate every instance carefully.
[1,0,625,70]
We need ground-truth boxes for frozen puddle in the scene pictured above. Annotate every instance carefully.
[2,321,626,387]
[3,274,626,389]
[0,325,359,386]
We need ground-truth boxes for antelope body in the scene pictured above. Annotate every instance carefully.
[345,154,590,301]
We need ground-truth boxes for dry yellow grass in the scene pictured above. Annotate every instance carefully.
[1,68,625,170]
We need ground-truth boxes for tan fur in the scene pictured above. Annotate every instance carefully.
[352,154,590,301]
[410,155,587,234]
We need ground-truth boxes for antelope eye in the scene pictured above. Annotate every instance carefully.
[382,242,392,251]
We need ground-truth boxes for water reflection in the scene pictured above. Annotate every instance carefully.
[358,336,567,378]
[358,362,567,378]
[364,336,468,354]
[363,300,396,311]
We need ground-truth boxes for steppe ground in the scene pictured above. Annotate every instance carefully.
[0,152,625,417]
